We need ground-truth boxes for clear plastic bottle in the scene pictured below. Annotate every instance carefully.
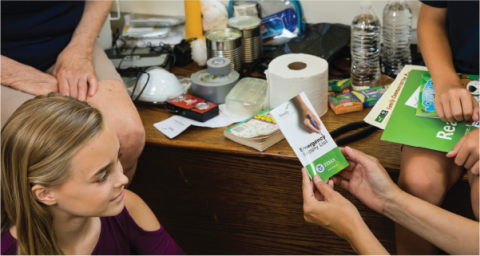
[351,1,382,90]
[381,0,412,76]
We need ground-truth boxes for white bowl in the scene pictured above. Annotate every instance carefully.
[132,68,184,103]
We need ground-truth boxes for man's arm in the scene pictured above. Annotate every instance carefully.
[418,3,479,122]
[68,0,114,56]
[53,0,114,101]
[385,190,479,255]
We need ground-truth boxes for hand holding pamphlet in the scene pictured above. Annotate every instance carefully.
[271,92,348,180]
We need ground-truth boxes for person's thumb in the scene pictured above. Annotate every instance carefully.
[447,135,466,158]
[313,175,335,200]
[344,146,374,169]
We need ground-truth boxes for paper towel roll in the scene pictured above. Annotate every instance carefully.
[266,54,329,117]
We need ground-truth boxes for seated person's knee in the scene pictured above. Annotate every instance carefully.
[398,174,447,205]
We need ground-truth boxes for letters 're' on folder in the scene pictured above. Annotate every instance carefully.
[270,92,348,180]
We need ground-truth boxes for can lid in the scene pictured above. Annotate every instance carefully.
[207,57,231,76]
[205,29,242,42]
[227,16,261,30]
[360,1,372,8]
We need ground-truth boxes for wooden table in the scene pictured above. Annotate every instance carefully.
[128,60,474,255]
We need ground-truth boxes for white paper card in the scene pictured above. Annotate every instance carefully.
[154,116,191,139]
[405,86,421,108]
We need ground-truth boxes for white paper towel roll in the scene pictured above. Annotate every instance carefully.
[266,54,329,117]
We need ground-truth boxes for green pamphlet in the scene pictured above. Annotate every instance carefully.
[271,92,348,180]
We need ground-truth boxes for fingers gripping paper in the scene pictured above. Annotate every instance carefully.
[271,92,348,181]
[266,54,329,117]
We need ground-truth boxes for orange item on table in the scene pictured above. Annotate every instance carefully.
[328,89,364,115]
[184,0,204,40]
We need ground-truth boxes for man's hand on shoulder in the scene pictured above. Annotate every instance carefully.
[53,45,98,102]
[1,56,58,96]
[4,66,58,96]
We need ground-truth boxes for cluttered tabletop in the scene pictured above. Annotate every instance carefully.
[135,58,402,170]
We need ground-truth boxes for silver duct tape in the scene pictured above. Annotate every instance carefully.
[191,69,240,104]
[207,57,232,76]
[207,47,243,72]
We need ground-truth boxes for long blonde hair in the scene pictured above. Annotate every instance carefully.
[1,93,105,255]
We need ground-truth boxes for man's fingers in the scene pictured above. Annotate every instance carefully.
[313,175,335,200]
[69,77,78,99]
[87,75,98,97]
[302,168,315,202]
[447,135,467,158]
[78,76,88,102]
[460,94,473,121]
[58,76,70,96]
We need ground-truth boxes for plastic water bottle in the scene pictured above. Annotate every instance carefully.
[382,0,412,76]
[351,1,381,90]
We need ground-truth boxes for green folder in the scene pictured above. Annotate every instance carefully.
[382,70,477,153]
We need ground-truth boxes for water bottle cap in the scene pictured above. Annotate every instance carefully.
[360,1,373,8]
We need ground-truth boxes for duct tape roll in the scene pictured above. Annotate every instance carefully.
[207,57,231,76]
[265,54,329,117]
[191,69,240,104]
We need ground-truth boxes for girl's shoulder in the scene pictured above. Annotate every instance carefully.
[123,190,161,232]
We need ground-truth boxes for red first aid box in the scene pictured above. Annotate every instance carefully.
[167,94,219,122]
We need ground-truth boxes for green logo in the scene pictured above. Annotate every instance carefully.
[375,110,388,123]
[286,103,290,109]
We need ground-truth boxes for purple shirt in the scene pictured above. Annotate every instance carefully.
[1,207,185,255]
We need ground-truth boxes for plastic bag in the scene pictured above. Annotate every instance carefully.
[270,23,350,63]
[228,0,305,46]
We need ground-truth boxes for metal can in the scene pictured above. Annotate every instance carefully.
[205,28,243,72]
[227,16,262,64]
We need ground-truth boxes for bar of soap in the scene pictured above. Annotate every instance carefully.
[328,89,363,115]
